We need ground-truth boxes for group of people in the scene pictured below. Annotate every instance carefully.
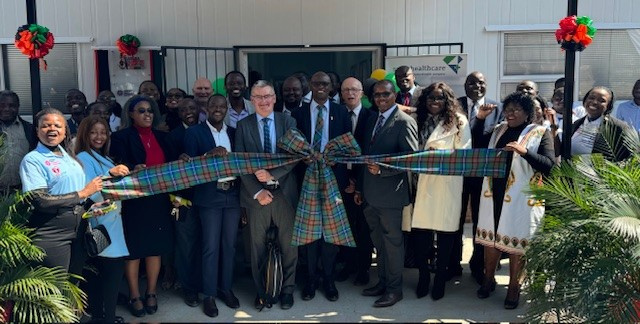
[3,65,634,322]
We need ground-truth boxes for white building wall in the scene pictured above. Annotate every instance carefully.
[1,0,639,100]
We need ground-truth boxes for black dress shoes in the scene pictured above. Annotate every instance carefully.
[373,292,403,307]
[280,293,294,310]
[254,295,272,310]
[353,271,370,286]
[218,290,240,309]
[504,285,521,309]
[431,274,446,301]
[203,296,218,318]
[323,282,339,301]
[301,282,317,301]
[183,290,200,307]
[362,282,386,297]
[127,297,145,318]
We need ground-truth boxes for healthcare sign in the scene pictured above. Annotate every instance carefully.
[385,54,468,96]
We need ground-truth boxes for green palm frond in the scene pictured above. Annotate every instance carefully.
[0,221,45,270]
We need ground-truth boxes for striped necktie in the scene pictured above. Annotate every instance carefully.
[312,105,325,151]
[371,114,385,143]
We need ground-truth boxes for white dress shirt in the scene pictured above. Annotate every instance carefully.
[206,121,235,182]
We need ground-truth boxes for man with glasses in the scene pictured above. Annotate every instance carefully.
[335,77,374,286]
[292,71,351,303]
[455,71,502,285]
[235,80,298,310]
[354,80,419,307]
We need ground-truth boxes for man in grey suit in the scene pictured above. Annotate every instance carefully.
[354,80,419,307]
[235,80,298,310]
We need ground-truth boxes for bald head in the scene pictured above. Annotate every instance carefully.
[282,76,303,108]
[193,77,213,106]
[310,71,332,104]
[340,77,363,110]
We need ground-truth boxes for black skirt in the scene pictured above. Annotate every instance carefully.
[121,193,173,259]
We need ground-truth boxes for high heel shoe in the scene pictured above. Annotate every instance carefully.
[476,278,496,299]
[127,297,146,317]
[504,285,521,309]
[145,293,158,314]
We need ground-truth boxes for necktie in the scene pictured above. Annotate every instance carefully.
[350,111,357,133]
[262,118,272,153]
[371,114,385,143]
[312,105,325,151]
[403,92,411,106]
[470,101,478,120]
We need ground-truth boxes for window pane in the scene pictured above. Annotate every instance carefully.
[578,30,640,101]
[503,33,565,75]
[4,44,78,115]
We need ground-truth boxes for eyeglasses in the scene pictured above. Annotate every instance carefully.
[135,108,154,114]
[426,96,446,102]
[311,81,331,87]
[341,88,362,93]
[373,92,393,99]
[98,96,115,102]
[251,94,274,101]
[504,107,524,114]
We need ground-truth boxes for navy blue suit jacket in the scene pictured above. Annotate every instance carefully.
[292,101,352,190]
[183,122,239,207]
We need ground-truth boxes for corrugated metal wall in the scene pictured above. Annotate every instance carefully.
[1,0,639,100]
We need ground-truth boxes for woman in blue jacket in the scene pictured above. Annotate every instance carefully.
[75,116,130,323]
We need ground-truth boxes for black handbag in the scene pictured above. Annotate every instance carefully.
[84,220,111,257]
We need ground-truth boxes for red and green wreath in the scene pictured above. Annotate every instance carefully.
[14,24,54,60]
[116,34,141,56]
[555,16,597,51]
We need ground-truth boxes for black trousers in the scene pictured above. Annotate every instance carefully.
[174,206,202,293]
[450,177,484,274]
[305,238,339,284]
[412,229,455,275]
[86,257,125,323]
[339,191,373,275]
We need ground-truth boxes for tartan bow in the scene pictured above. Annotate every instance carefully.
[278,129,361,247]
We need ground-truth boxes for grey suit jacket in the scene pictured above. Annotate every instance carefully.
[358,107,419,209]
[235,112,299,210]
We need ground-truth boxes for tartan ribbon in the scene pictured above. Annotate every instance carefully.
[102,128,509,247]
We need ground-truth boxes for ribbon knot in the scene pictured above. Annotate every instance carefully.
[278,129,361,246]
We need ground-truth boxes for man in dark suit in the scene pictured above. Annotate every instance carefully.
[454,71,503,284]
[166,97,202,309]
[291,71,351,302]
[334,77,374,286]
[235,80,298,310]
[395,66,424,108]
[183,94,241,317]
[274,76,303,115]
[354,80,419,307]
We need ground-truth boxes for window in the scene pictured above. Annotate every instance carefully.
[2,43,79,115]
[500,29,640,102]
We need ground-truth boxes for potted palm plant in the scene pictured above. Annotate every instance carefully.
[525,123,640,322]
[0,134,86,323]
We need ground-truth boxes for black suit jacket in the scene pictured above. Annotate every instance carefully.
[291,101,352,190]
[184,122,238,207]
[109,127,174,170]
[357,107,419,209]
[166,124,195,200]
[457,96,503,139]
[235,112,299,209]
[17,117,37,150]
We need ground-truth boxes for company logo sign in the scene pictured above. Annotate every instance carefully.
[443,55,463,73]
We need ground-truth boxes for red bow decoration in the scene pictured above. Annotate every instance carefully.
[116,34,141,56]
[14,24,54,69]
[555,16,597,51]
